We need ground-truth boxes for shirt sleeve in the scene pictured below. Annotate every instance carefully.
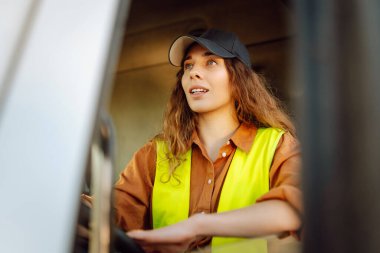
[113,141,156,231]
[256,132,303,215]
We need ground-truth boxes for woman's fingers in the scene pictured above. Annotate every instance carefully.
[127,230,146,240]
[77,224,89,238]
[127,228,194,253]
[128,228,193,243]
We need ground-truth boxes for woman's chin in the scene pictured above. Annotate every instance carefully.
[189,106,212,114]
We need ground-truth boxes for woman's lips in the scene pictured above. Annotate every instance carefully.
[190,88,209,94]
[189,87,209,98]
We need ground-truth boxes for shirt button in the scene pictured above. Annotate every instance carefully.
[207,179,212,184]
[222,152,227,157]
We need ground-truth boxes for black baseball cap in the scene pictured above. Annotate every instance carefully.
[168,29,252,68]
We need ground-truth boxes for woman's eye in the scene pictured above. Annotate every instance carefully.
[207,60,217,66]
[184,63,193,70]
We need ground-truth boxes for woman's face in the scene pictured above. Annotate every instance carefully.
[181,44,234,115]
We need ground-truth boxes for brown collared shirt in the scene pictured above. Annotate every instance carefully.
[113,123,302,246]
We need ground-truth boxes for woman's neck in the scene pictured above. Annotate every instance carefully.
[197,110,240,161]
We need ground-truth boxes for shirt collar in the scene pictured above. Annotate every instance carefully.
[230,123,257,153]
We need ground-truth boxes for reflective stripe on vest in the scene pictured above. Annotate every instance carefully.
[152,127,284,251]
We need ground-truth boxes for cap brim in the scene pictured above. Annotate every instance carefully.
[168,35,235,67]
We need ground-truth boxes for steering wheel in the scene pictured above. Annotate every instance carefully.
[74,201,145,253]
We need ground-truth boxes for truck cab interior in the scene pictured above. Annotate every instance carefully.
[1,0,380,253]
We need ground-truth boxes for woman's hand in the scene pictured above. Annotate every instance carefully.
[127,215,201,253]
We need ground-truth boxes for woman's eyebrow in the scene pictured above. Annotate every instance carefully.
[184,51,216,61]
[203,51,215,57]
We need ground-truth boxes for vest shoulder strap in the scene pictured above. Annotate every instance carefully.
[217,127,284,213]
[212,127,284,249]
[152,141,191,229]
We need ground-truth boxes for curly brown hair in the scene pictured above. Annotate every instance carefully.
[157,57,295,175]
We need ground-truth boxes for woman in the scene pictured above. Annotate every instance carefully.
[114,29,302,252]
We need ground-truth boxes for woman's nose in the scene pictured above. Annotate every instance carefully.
[189,66,202,80]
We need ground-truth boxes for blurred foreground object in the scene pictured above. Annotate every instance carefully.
[296,1,380,253]
[0,0,129,252]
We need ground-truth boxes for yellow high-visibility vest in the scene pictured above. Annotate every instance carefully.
[152,127,284,252]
